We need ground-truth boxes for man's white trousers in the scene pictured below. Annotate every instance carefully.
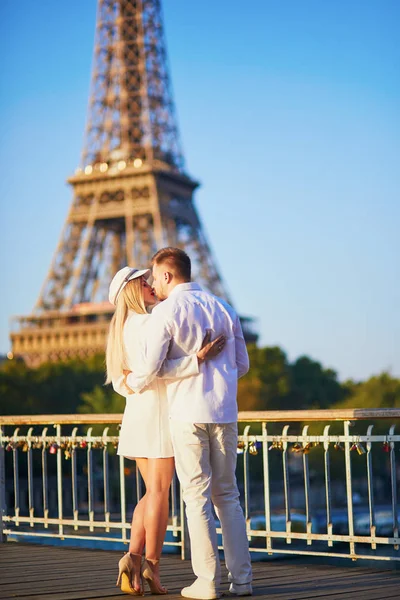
[170,421,252,593]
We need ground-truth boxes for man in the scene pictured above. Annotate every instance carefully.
[126,247,252,600]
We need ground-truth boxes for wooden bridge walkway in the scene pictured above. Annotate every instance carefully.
[0,543,399,600]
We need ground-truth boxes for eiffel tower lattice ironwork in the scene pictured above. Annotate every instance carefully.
[10,0,258,367]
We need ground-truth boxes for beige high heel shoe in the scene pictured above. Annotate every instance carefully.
[142,558,168,595]
[116,552,144,596]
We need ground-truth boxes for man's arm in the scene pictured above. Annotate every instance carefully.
[125,328,226,391]
[158,329,226,380]
[234,314,250,378]
[159,354,199,379]
[112,354,199,397]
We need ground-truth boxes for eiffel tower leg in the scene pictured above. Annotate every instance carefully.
[76,225,103,302]
[89,228,108,301]
[125,213,135,265]
[110,229,123,277]
[165,218,177,247]
[34,219,70,312]
[133,214,155,267]
[65,196,100,308]
[151,180,165,250]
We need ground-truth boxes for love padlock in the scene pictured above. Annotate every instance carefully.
[49,443,58,455]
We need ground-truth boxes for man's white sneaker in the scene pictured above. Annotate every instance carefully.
[228,582,253,596]
[181,580,221,600]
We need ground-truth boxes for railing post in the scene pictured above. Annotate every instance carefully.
[344,420,355,559]
[388,424,399,549]
[70,427,78,530]
[27,427,34,527]
[302,425,313,545]
[119,454,127,543]
[243,425,251,526]
[103,427,110,533]
[170,472,179,539]
[365,425,376,549]
[323,425,333,547]
[262,422,272,554]
[0,426,6,542]
[86,427,94,532]
[12,428,20,527]
[282,425,292,544]
[56,424,64,538]
[41,427,49,528]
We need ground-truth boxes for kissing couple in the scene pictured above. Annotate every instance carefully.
[107,247,252,598]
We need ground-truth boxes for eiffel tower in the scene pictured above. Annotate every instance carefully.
[10,0,258,367]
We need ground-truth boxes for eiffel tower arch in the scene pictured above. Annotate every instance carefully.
[10,0,258,367]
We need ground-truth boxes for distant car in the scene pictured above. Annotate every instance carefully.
[246,513,319,546]
[355,510,400,537]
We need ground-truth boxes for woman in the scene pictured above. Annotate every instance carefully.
[106,266,225,596]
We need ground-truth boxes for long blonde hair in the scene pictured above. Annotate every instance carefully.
[105,277,147,384]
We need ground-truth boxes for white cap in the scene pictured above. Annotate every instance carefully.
[109,266,151,306]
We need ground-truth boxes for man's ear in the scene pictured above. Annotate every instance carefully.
[165,271,173,284]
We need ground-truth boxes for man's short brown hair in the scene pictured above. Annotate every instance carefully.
[151,247,191,281]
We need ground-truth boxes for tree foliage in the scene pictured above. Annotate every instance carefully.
[0,348,399,416]
[79,385,125,414]
[0,354,112,415]
[339,373,400,409]
[237,346,348,412]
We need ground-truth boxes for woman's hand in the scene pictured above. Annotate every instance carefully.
[197,330,226,363]
[122,369,134,394]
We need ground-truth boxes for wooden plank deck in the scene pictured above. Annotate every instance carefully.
[0,544,399,600]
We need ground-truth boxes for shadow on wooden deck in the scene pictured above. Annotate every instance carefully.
[0,543,399,600]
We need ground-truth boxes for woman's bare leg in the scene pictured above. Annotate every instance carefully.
[128,496,147,555]
[124,458,148,591]
[142,457,175,590]
[128,458,148,555]
[126,457,174,590]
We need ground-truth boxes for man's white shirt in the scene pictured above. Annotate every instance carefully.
[126,282,249,423]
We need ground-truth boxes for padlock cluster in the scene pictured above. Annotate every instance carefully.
[260,440,388,455]
[268,440,283,451]
[3,437,119,460]
[237,440,262,455]
[350,442,366,455]
[291,442,320,454]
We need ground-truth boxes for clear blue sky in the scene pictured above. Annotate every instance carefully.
[0,0,399,381]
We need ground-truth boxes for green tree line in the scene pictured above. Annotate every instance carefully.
[0,345,399,416]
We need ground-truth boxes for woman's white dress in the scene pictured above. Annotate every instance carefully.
[112,311,198,459]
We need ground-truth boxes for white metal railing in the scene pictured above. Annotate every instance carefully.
[0,409,399,562]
